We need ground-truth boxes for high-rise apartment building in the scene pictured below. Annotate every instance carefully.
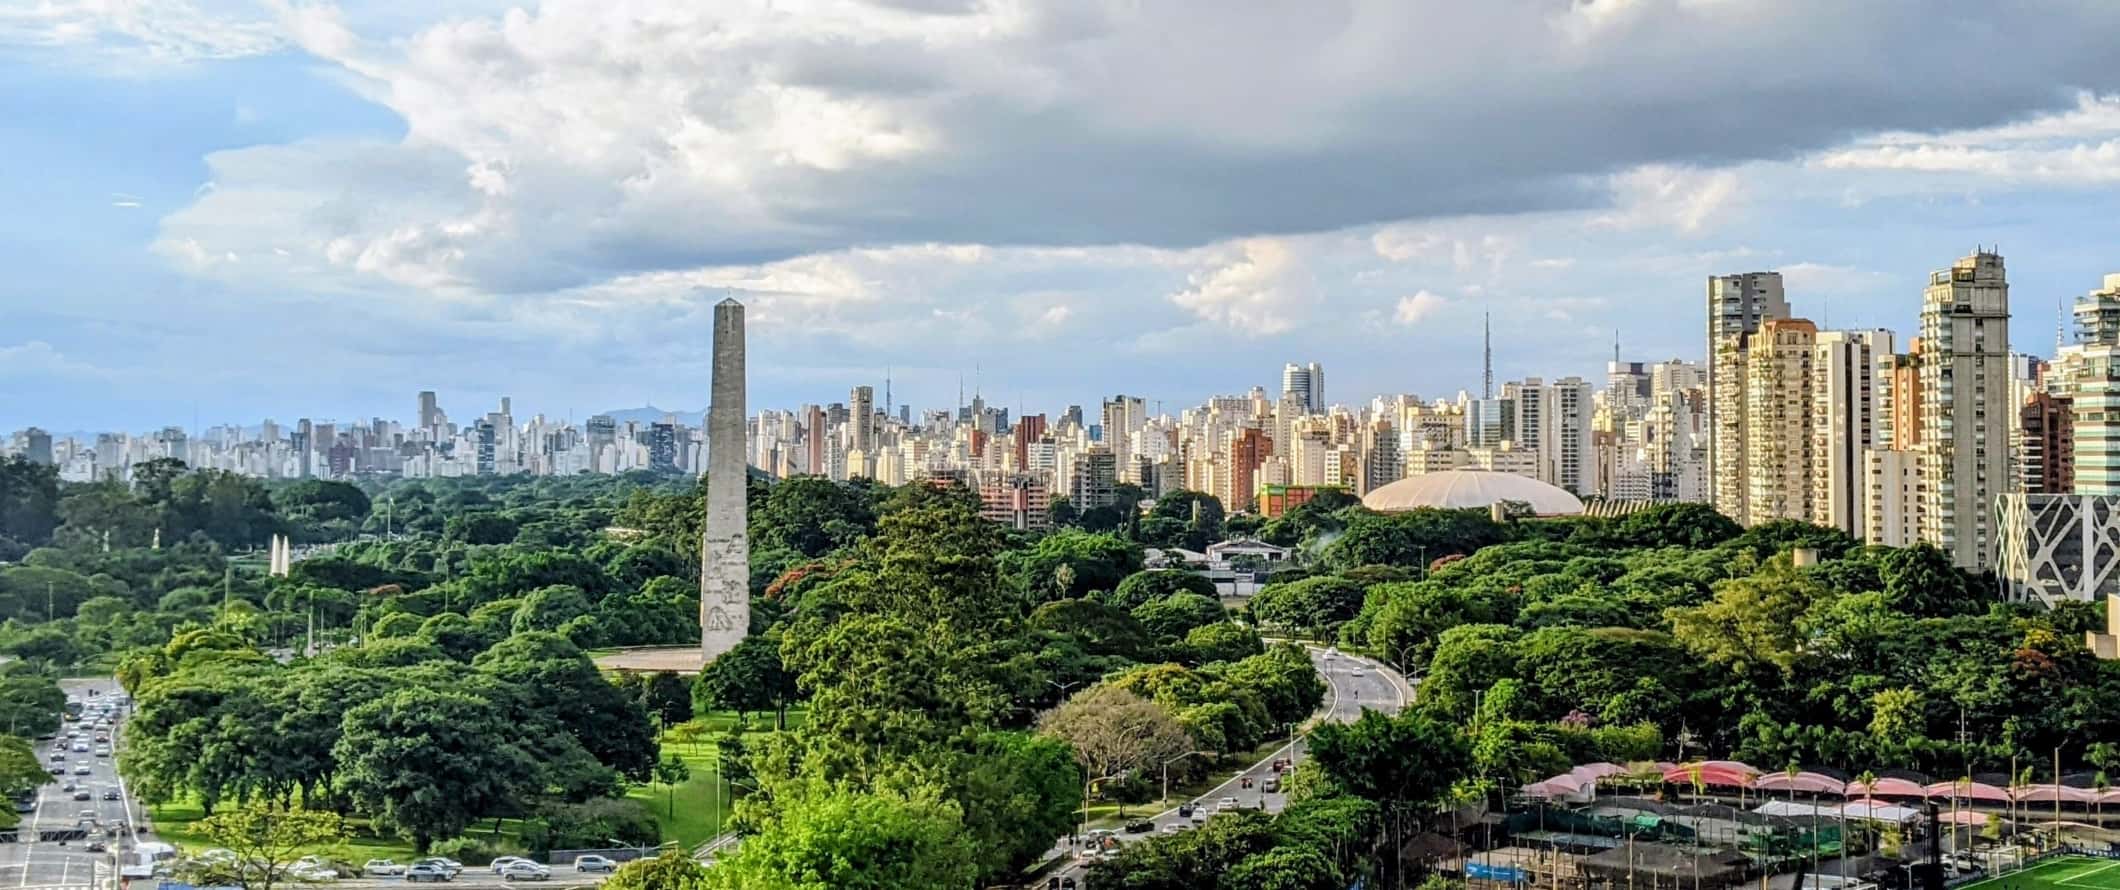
[1072,446,1118,510]
[1810,330,1892,537]
[1743,318,1817,524]
[1919,250,2011,569]
[1226,427,1270,512]
[22,428,52,465]
[2066,275,2120,495]
[1708,272,1790,519]
[2021,392,2074,494]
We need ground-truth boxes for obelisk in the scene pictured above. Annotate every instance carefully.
[701,298,750,663]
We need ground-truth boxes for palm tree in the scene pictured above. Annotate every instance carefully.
[2096,772,2111,834]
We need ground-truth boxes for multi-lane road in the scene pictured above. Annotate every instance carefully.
[1042,647,1410,885]
[0,678,131,890]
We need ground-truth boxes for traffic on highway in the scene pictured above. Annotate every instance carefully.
[1041,646,1410,886]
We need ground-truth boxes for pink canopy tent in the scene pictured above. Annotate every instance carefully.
[1663,760,1762,788]
[1848,777,1930,798]
[1753,772,1848,795]
[2014,784,2098,804]
[1925,780,2011,803]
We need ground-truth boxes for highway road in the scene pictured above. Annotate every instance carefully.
[1041,647,1410,886]
[0,678,130,890]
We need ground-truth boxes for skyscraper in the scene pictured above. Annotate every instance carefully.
[418,391,439,430]
[1810,330,1893,537]
[1708,272,1790,520]
[1282,364,1313,414]
[1743,318,1817,524]
[2059,274,2120,494]
[1919,250,2011,569]
[849,385,875,457]
[23,428,51,465]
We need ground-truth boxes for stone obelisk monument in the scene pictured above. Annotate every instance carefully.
[701,298,750,663]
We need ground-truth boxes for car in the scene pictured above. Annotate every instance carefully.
[1176,804,1194,818]
[489,857,533,875]
[61,782,75,792]
[413,858,462,877]
[1263,777,1281,793]
[73,767,91,775]
[102,790,120,801]
[1217,796,1240,809]
[46,766,62,775]
[49,753,64,762]
[498,861,551,882]
[76,809,96,820]
[573,856,617,873]
[94,735,108,743]
[404,864,452,883]
[86,841,107,852]
[1188,808,1208,825]
[71,744,88,753]
[363,860,408,877]
[290,863,338,883]
[1161,824,1187,835]
[1123,819,1154,834]
[71,791,91,801]
[1349,669,1367,678]
[11,801,31,814]
[95,748,110,758]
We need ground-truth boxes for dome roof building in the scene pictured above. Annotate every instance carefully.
[1361,470,1585,516]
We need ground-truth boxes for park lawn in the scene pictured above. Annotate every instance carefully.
[626,709,808,848]
[1958,857,2120,890]
[145,797,422,863]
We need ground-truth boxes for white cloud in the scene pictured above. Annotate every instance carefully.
[1594,165,1744,235]
[1393,291,1446,327]
[1530,257,1576,270]
[1037,305,1072,327]
[0,341,110,381]
[1776,262,1884,294]
[1169,239,1314,335]
[1813,94,2120,185]
[0,0,283,67]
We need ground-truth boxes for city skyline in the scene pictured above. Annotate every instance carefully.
[8,5,2120,430]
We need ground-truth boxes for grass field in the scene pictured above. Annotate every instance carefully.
[626,709,807,847]
[1961,857,2120,890]
[146,798,423,862]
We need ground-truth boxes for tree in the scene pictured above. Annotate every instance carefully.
[1667,556,1830,676]
[606,851,709,890]
[1133,593,1226,640]
[333,686,540,851]
[1183,623,1265,665]
[1323,509,1509,572]
[1106,569,1217,610]
[1008,532,1144,601]
[475,633,659,779]
[1248,576,1366,635]
[0,671,65,737]
[694,636,798,728]
[755,477,877,558]
[0,457,60,556]
[1039,686,1192,793]
[703,788,978,890]
[1607,503,1742,549]
[0,736,50,827]
[1307,709,1472,886]
[444,512,520,546]
[189,801,346,890]
[653,754,691,819]
[640,671,695,726]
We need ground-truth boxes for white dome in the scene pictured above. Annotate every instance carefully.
[1361,470,1585,516]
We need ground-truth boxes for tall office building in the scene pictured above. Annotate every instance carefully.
[1281,362,1324,414]
[23,428,52,465]
[1919,250,2011,569]
[848,386,875,457]
[1708,272,1790,519]
[1552,377,1594,495]
[1101,395,1146,482]
[418,391,440,430]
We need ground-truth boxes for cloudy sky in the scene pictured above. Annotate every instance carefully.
[6,0,2120,433]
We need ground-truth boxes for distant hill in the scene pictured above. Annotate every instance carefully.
[596,406,707,426]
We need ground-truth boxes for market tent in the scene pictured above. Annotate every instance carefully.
[1924,780,2010,803]
[1839,800,1920,823]
[2013,784,2097,804]
[1754,772,1848,795]
[1848,778,1929,798]
[1755,801,1836,819]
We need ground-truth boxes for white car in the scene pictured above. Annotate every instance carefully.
[289,864,338,883]
[1217,796,1240,809]
[498,861,552,882]
[363,860,407,877]
[489,857,533,875]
